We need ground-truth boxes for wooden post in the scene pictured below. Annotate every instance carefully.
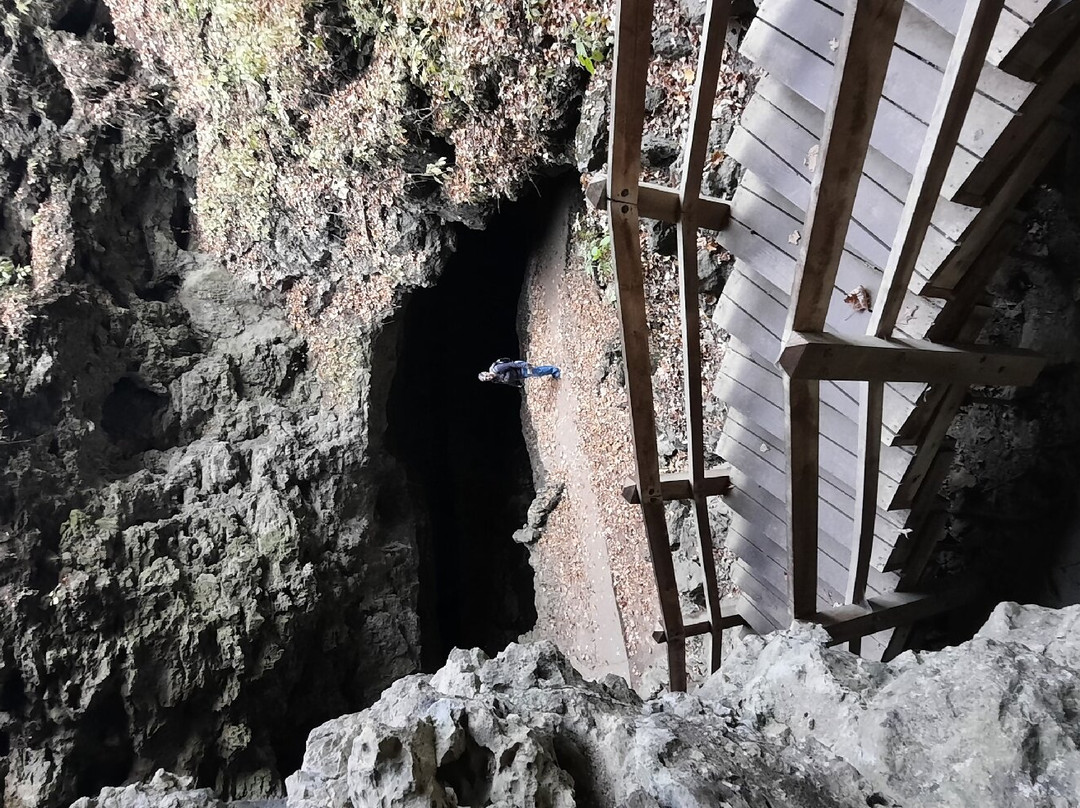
[607,0,656,207]
[676,0,733,673]
[784,375,820,619]
[609,202,689,691]
[780,0,902,623]
[607,0,693,690]
[784,0,904,335]
[846,0,1003,641]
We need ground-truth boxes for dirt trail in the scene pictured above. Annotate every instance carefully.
[518,187,664,685]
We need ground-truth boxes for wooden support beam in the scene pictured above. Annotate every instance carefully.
[871,0,1005,337]
[848,0,1003,626]
[676,0,734,675]
[621,467,733,504]
[607,0,690,691]
[785,0,904,334]
[609,201,688,691]
[846,379,883,608]
[998,0,1080,81]
[607,0,655,206]
[955,34,1080,207]
[784,375,820,620]
[679,0,732,206]
[780,332,1046,386]
[585,177,731,230]
[782,0,902,631]
[817,581,979,645]
[651,598,747,643]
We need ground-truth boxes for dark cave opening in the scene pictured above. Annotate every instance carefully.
[386,194,547,671]
[73,686,134,796]
[101,376,167,456]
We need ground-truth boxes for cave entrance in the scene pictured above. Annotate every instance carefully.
[387,192,551,669]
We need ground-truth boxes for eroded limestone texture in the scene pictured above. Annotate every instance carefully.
[278,602,1080,808]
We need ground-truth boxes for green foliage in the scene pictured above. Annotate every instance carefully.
[584,230,612,287]
[524,0,546,23]
[0,257,31,288]
[570,13,612,75]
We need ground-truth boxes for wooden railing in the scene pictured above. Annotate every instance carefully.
[595,0,1059,690]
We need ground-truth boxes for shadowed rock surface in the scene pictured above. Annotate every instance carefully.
[0,0,590,801]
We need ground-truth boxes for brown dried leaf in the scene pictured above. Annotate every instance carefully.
[844,285,873,312]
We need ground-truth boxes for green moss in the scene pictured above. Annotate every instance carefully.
[0,256,31,288]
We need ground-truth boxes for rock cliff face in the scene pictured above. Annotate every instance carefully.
[1,0,593,800]
[271,602,1080,808]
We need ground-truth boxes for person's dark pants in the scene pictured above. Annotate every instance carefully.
[525,365,560,379]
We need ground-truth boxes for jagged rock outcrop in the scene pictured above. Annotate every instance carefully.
[278,602,1080,808]
[0,3,422,803]
[710,601,1080,807]
[284,641,876,807]
[68,771,223,808]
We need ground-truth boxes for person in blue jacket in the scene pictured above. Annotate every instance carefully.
[478,358,561,386]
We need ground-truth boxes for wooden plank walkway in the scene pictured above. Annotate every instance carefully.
[598,0,1065,689]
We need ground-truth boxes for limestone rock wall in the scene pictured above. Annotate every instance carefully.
[0,2,422,803]
[279,602,1080,808]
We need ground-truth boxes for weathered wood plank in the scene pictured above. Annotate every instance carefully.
[728,519,845,609]
[817,582,980,644]
[725,458,902,578]
[817,0,1033,110]
[586,177,731,229]
[716,334,918,443]
[784,374,820,620]
[756,0,1016,170]
[780,331,1046,386]
[741,1,978,192]
[729,510,900,600]
[717,370,908,495]
[607,0,655,206]
[735,588,787,634]
[714,260,929,409]
[726,115,895,274]
[719,411,903,543]
[677,0,732,669]
[929,120,1070,288]
[954,33,1080,204]
[733,560,793,629]
[908,0,1057,73]
[785,0,905,334]
[621,466,732,504]
[753,75,980,245]
[608,198,687,690]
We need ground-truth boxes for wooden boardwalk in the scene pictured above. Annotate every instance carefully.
[594,0,1077,689]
